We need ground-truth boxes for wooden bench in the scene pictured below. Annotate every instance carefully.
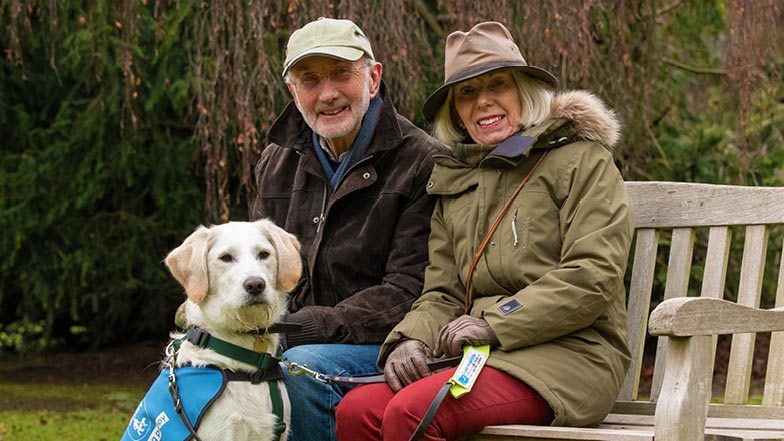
[469,181,784,441]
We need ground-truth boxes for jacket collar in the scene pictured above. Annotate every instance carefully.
[428,89,621,196]
[267,82,402,157]
[488,133,536,158]
[428,118,576,196]
[433,89,622,170]
[433,117,570,168]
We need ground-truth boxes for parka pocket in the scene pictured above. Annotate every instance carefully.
[509,208,528,251]
[442,197,475,271]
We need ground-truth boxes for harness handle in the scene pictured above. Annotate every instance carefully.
[166,356,205,441]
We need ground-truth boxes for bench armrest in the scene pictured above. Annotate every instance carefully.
[649,297,784,337]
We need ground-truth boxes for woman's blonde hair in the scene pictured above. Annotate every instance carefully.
[431,70,554,148]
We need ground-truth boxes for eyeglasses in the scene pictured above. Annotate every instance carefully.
[290,64,370,91]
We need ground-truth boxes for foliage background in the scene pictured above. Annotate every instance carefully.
[1,0,783,352]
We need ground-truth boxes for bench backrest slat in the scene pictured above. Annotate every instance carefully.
[699,226,731,391]
[725,225,769,404]
[763,243,784,407]
[620,228,659,401]
[700,227,731,301]
[650,227,696,400]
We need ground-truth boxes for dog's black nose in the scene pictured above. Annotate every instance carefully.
[243,277,266,295]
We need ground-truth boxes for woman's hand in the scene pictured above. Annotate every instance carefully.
[434,315,499,357]
[383,339,432,392]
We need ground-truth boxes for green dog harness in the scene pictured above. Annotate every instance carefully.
[122,327,287,441]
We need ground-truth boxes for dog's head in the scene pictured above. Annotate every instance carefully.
[165,219,302,332]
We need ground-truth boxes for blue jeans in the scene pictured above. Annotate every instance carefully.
[282,344,381,441]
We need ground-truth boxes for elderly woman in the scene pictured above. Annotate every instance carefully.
[335,21,633,441]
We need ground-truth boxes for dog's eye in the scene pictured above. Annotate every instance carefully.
[219,253,234,262]
[258,251,270,260]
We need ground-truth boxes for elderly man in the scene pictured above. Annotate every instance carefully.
[250,17,446,441]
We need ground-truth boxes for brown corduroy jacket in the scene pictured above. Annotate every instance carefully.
[251,86,448,346]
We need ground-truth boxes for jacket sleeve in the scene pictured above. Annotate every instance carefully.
[289,153,440,346]
[378,198,466,363]
[483,143,634,350]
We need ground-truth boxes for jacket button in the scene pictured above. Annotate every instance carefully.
[362,172,371,180]
[427,181,434,188]
[490,241,496,247]
[312,217,320,224]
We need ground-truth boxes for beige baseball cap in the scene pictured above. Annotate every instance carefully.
[282,17,375,76]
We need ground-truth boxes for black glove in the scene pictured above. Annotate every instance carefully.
[434,315,499,357]
[383,339,432,392]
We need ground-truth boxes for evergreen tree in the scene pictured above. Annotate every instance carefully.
[1,0,782,352]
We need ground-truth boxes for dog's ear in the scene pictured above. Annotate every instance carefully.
[165,226,211,303]
[259,220,302,292]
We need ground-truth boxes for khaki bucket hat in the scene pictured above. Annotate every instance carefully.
[282,17,375,76]
[423,21,557,122]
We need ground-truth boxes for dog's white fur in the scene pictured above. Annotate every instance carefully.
[164,219,302,441]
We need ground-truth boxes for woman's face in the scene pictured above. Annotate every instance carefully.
[453,69,523,145]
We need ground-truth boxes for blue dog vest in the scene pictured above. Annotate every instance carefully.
[121,366,225,441]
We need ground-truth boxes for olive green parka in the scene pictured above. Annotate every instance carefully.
[379,90,634,427]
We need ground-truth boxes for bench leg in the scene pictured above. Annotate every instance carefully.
[654,335,712,441]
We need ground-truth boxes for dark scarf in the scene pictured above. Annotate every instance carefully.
[313,95,383,190]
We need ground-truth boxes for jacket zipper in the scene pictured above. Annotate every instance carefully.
[512,208,520,247]
[316,182,327,233]
[314,153,375,234]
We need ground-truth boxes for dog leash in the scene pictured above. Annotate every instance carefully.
[281,355,462,384]
[409,382,453,440]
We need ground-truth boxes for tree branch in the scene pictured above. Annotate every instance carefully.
[411,0,443,37]
[657,1,683,17]
[663,57,727,75]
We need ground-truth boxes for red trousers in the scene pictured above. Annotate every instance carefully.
[334,367,553,441]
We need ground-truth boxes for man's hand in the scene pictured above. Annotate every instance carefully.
[434,315,499,357]
[383,339,432,392]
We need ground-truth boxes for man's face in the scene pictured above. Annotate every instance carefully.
[287,56,382,151]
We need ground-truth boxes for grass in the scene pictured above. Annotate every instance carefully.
[0,380,766,441]
[0,382,146,441]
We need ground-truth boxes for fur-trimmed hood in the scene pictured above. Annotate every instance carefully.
[549,90,622,153]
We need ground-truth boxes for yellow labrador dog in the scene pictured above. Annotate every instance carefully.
[122,219,301,441]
